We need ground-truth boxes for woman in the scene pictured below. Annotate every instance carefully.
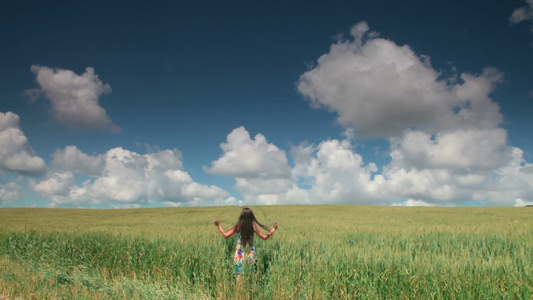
[214,207,278,284]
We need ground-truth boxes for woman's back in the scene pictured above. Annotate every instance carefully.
[237,229,254,248]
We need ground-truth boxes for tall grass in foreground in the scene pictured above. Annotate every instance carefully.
[0,206,532,299]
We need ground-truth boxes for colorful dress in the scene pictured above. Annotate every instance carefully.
[234,231,257,274]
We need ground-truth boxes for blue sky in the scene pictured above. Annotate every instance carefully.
[1,0,532,208]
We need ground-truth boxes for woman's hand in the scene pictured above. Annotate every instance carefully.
[214,220,220,226]
[265,222,278,239]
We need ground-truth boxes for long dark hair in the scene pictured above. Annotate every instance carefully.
[234,207,269,247]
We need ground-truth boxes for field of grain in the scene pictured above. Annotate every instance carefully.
[0,205,531,299]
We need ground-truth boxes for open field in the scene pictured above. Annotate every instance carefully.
[0,205,532,299]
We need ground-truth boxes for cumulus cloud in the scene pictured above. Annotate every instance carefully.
[30,171,93,207]
[375,132,533,206]
[209,126,533,207]
[205,127,294,205]
[0,182,23,204]
[392,199,436,207]
[27,65,120,132]
[287,138,385,205]
[206,126,292,179]
[0,111,47,176]
[31,171,76,198]
[297,21,502,138]
[388,129,512,171]
[51,145,105,176]
[33,146,231,207]
[510,0,533,25]
[204,22,533,207]
[207,127,385,206]
[515,198,533,207]
[485,148,533,206]
[18,22,533,207]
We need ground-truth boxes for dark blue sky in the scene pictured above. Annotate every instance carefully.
[1,0,532,207]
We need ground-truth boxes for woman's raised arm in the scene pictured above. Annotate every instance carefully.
[254,222,278,240]
[214,220,237,239]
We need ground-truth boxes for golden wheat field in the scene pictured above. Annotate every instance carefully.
[0,205,531,299]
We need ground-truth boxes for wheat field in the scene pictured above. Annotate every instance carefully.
[0,205,531,299]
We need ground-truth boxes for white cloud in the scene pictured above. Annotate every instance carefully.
[378,138,533,207]
[484,148,533,206]
[206,126,292,179]
[287,138,385,205]
[297,21,502,138]
[388,129,512,171]
[33,146,231,207]
[27,65,120,132]
[31,171,76,196]
[51,145,105,176]
[0,182,23,204]
[392,199,436,207]
[207,128,386,206]
[203,22,533,207]
[205,126,294,205]
[515,198,533,207]
[382,167,470,204]
[29,171,93,207]
[0,111,47,176]
[17,21,533,208]
[208,127,533,207]
[510,0,533,24]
